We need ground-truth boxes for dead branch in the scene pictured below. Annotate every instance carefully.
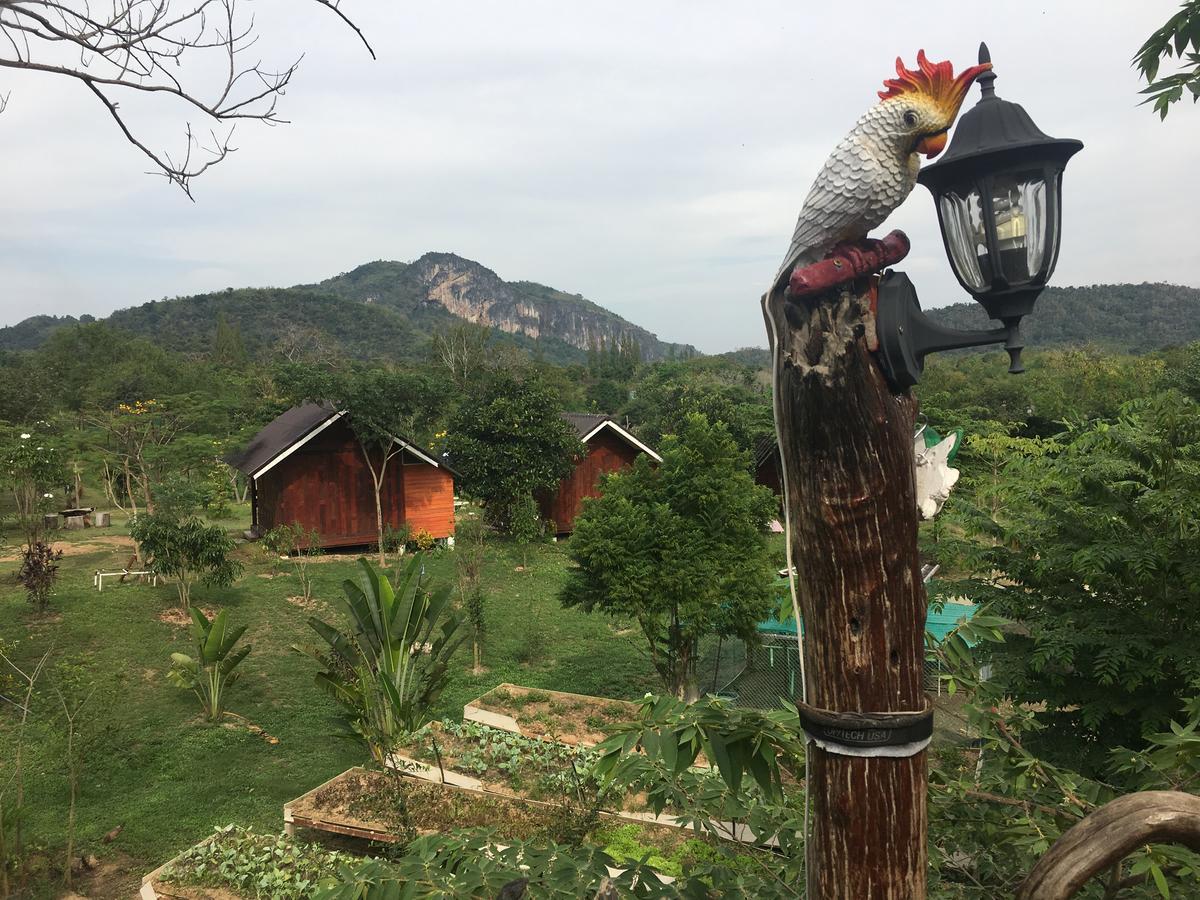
[1017,790,1200,900]
[0,0,372,196]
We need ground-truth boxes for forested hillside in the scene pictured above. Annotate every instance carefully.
[925,282,1200,353]
[0,252,696,364]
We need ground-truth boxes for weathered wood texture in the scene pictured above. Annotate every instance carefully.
[1017,791,1200,900]
[542,429,641,534]
[764,279,926,898]
[255,418,454,547]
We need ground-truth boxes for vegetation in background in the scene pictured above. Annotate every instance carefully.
[508,492,543,572]
[621,357,772,454]
[562,414,777,699]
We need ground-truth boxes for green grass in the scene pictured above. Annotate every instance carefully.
[0,508,657,895]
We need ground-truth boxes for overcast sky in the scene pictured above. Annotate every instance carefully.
[1,1,1197,353]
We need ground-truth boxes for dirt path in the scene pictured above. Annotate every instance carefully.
[0,533,136,564]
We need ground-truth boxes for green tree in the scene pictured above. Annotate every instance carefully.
[213,313,248,367]
[2,426,67,546]
[130,514,243,610]
[622,359,772,455]
[561,414,776,700]
[455,516,488,673]
[446,370,579,531]
[1134,1,1200,118]
[941,391,1200,776]
[509,492,542,572]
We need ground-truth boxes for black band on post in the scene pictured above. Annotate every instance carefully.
[797,696,934,750]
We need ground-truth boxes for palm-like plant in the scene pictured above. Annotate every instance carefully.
[168,607,251,722]
[298,557,465,762]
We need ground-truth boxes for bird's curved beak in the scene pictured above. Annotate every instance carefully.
[917,131,948,159]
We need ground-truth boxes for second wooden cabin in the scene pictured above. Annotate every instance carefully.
[228,403,455,549]
[541,412,661,535]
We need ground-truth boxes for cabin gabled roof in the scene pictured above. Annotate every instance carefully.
[560,412,662,462]
[227,402,450,480]
[753,434,779,469]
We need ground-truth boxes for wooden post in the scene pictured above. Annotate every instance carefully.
[763,255,928,898]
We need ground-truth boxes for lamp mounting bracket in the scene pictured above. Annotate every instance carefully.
[874,270,1026,390]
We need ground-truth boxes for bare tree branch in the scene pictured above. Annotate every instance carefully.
[0,0,372,195]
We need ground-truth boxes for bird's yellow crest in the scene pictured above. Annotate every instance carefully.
[878,50,991,118]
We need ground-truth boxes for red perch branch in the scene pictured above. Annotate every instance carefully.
[786,230,911,300]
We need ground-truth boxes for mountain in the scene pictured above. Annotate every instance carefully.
[924,283,1200,354]
[0,252,696,363]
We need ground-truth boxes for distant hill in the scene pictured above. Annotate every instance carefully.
[0,252,696,364]
[727,283,1200,362]
[924,283,1200,354]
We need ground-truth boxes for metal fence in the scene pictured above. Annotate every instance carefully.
[695,632,948,710]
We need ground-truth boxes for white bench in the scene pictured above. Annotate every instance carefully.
[94,569,159,591]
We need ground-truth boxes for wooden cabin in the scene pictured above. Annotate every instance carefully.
[228,403,455,549]
[753,434,783,498]
[541,413,661,535]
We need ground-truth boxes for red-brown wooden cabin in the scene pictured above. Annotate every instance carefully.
[228,403,455,550]
[541,412,661,535]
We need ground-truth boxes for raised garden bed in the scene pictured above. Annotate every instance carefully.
[142,825,380,900]
[284,766,744,874]
[389,721,768,845]
[463,683,639,746]
[285,766,561,844]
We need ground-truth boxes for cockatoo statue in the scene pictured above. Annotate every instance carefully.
[773,51,991,292]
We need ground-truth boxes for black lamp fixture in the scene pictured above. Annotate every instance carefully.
[875,42,1084,389]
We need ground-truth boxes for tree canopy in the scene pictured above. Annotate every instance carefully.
[560,413,777,699]
[934,390,1200,776]
[445,369,579,530]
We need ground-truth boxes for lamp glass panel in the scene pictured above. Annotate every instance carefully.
[989,170,1049,286]
[939,188,988,292]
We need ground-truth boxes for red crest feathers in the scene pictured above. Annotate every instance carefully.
[878,50,991,113]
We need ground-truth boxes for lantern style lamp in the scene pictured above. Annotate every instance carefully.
[875,42,1083,389]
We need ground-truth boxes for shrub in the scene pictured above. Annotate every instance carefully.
[17,541,63,613]
[411,528,435,553]
[131,514,243,610]
[296,557,465,760]
[168,607,251,722]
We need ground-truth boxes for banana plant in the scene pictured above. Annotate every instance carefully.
[168,607,251,723]
[296,556,465,762]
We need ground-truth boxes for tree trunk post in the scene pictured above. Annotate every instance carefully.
[764,252,929,898]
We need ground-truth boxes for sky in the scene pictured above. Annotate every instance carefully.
[1,1,1198,354]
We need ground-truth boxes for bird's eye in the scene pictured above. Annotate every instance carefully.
[903,110,918,127]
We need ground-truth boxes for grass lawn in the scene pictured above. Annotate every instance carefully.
[0,507,658,897]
